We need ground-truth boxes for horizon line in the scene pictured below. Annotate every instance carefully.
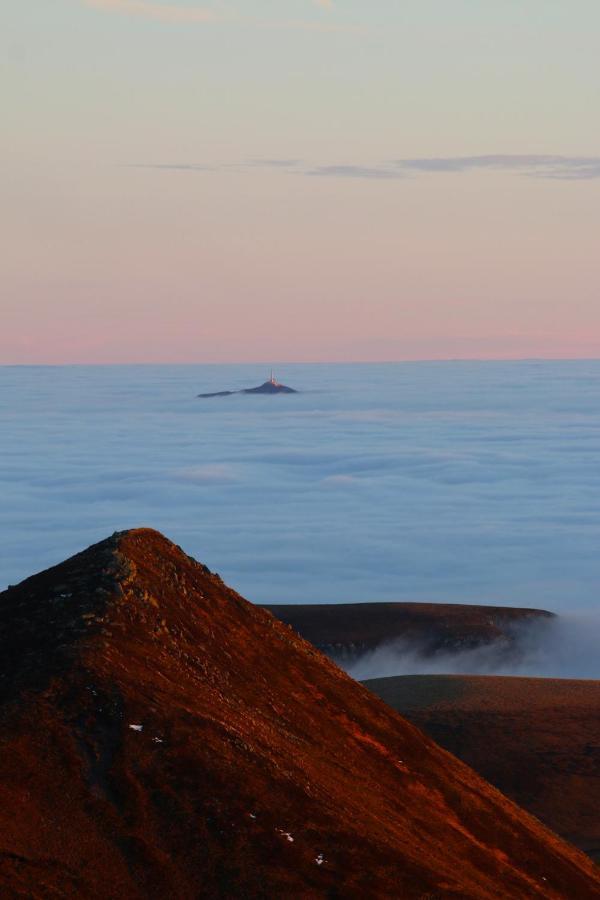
[3,356,600,368]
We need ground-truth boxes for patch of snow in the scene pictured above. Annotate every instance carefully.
[277,829,294,842]
[315,853,325,865]
[129,724,143,732]
[152,737,163,743]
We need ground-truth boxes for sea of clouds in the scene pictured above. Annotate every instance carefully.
[2,362,600,642]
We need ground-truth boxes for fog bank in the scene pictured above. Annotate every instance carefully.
[345,614,600,681]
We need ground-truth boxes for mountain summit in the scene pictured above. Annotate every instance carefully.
[1,529,599,898]
[198,371,297,397]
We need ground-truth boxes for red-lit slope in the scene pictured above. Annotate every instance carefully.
[364,674,600,864]
[0,530,598,899]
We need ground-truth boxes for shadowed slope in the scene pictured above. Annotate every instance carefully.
[364,675,600,864]
[1,530,599,898]
[264,601,553,662]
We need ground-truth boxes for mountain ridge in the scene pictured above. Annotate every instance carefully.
[1,529,599,898]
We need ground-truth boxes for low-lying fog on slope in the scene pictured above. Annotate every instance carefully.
[344,613,600,681]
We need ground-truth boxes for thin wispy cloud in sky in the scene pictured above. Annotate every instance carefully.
[395,155,600,180]
[311,155,600,181]
[131,155,600,181]
[306,165,404,180]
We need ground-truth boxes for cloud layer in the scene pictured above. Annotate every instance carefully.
[2,362,600,620]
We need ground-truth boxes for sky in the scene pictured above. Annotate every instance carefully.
[2,1,600,363]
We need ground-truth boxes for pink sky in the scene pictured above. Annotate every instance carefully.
[3,1,600,363]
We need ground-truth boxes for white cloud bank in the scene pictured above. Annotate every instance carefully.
[2,362,600,623]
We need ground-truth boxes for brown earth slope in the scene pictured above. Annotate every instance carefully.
[1,530,599,899]
[264,601,553,661]
[364,675,600,864]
